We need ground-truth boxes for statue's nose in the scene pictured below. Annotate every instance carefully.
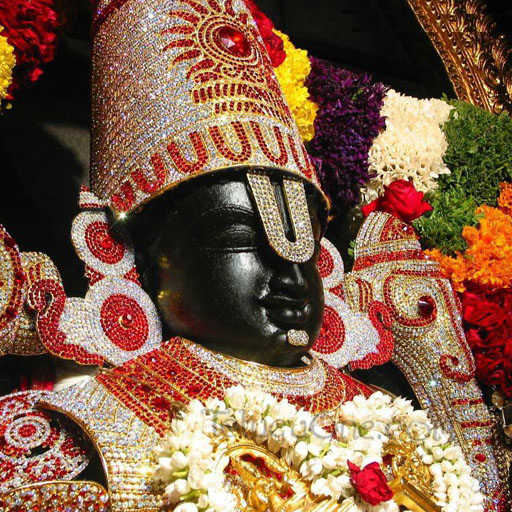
[269,263,309,297]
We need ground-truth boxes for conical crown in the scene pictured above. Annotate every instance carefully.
[90,0,321,214]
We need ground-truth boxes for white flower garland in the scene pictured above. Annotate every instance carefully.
[361,89,453,204]
[153,387,483,512]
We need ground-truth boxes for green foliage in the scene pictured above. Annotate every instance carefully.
[417,100,512,255]
[438,100,512,204]
[414,189,481,254]
[347,238,356,260]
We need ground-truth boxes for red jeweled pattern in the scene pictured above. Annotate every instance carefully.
[97,337,372,436]
[383,271,438,328]
[318,244,335,280]
[313,237,392,369]
[123,267,141,285]
[439,354,475,383]
[85,220,125,265]
[164,0,290,127]
[353,249,428,271]
[0,392,91,492]
[112,117,318,213]
[85,265,105,286]
[250,121,288,166]
[314,305,345,355]
[167,131,209,175]
[351,300,394,370]
[72,207,136,283]
[380,215,418,244]
[27,278,105,366]
[131,154,167,194]
[100,294,149,351]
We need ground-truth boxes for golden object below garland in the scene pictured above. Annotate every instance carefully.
[386,437,441,512]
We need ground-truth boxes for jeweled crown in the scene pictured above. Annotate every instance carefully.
[90,0,321,214]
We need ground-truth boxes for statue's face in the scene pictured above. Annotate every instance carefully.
[137,174,325,367]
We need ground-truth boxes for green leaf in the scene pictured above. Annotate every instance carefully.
[415,100,512,255]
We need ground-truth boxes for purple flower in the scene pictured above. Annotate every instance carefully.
[306,58,387,213]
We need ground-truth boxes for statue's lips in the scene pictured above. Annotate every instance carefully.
[259,295,311,327]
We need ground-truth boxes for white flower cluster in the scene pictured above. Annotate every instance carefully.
[153,387,483,512]
[153,399,236,512]
[336,394,484,512]
[362,89,453,203]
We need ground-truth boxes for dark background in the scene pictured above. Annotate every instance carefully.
[0,0,510,297]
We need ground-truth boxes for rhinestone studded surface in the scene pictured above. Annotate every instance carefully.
[40,339,372,510]
[312,237,392,370]
[89,0,323,214]
[345,211,510,509]
[0,481,110,512]
[0,392,91,493]
[247,171,315,263]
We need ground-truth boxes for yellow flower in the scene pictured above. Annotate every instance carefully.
[0,27,15,102]
[274,30,317,143]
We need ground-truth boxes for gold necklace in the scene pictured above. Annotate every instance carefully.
[180,338,326,396]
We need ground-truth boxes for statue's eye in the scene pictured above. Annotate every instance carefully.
[204,225,259,252]
[417,295,436,317]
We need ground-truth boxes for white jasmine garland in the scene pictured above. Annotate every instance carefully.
[152,386,483,512]
[362,89,453,204]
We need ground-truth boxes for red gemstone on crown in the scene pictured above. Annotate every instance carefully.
[418,295,435,317]
[218,26,250,57]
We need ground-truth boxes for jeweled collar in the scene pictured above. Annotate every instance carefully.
[97,337,372,436]
[181,337,326,396]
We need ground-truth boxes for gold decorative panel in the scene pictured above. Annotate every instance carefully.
[406,0,512,114]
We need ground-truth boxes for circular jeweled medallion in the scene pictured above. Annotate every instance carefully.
[0,391,92,493]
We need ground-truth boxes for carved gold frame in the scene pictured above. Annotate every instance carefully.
[406,0,512,114]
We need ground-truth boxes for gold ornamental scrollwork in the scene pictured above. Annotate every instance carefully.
[406,0,512,114]
[385,438,442,512]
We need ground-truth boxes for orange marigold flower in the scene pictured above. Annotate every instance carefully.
[498,182,512,216]
[427,203,512,292]
[426,249,467,292]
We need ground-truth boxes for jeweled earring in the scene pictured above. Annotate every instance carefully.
[27,187,163,366]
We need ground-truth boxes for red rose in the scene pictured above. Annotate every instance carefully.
[362,179,432,223]
[0,0,59,98]
[462,291,506,330]
[474,349,505,387]
[251,8,274,38]
[348,460,393,506]
[264,31,286,67]
[465,328,485,350]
